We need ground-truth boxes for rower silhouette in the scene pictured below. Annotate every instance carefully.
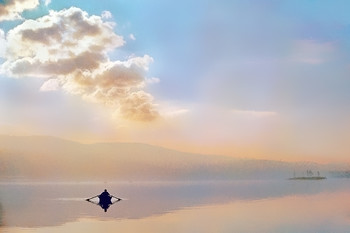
[99,189,112,212]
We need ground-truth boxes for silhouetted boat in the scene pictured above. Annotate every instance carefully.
[86,189,122,212]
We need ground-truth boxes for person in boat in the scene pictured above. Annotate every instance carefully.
[99,189,111,200]
[98,189,112,212]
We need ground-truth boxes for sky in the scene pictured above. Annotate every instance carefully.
[0,0,350,163]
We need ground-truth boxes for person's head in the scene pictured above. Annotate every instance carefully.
[104,189,107,192]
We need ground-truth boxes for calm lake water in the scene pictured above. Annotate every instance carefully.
[1,179,350,232]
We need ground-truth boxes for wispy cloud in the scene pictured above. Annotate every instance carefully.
[163,108,189,118]
[43,0,51,7]
[231,109,277,117]
[0,0,39,21]
[129,33,136,41]
[290,40,335,65]
[39,78,59,92]
[101,10,112,19]
[1,7,159,122]
[146,77,160,84]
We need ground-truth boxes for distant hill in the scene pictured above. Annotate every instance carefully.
[0,135,345,181]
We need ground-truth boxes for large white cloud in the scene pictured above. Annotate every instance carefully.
[0,29,6,58]
[58,55,158,121]
[0,0,39,21]
[4,7,123,63]
[1,7,159,122]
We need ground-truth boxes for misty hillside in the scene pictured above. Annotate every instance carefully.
[0,135,345,181]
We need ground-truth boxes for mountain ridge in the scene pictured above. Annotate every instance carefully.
[0,135,346,181]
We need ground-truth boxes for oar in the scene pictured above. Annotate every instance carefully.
[86,199,100,206]
[86,195,99,201]
[111,195,122,201]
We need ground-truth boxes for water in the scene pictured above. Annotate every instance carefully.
[1,179,350,232]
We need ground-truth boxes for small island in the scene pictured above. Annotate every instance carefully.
[289,170,326,180]
[289,176,326,180]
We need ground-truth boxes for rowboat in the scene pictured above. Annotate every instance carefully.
[86,189,122,212]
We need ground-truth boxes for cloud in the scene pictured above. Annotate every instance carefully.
[118,91,159,121]
[129,33,136,41]
[1,7,159,122]
[290,40,335,64]
[4,7,123,62]
[0,0,39,21]
[101,10,112,19]
[231,109,277,117]
[43,0,51,6]
[146,77,160,84]
[163,108,189,118]
[60,55,158,121]
[0,29,6,58]
[40,78,59,91]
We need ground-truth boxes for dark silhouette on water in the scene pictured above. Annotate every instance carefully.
[98,189,112,212]
[86,189,122,212]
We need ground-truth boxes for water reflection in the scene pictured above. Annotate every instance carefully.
[0,179,349,229]
[0,202,2,227]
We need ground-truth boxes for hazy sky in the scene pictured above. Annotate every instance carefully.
[0,0,350,162]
